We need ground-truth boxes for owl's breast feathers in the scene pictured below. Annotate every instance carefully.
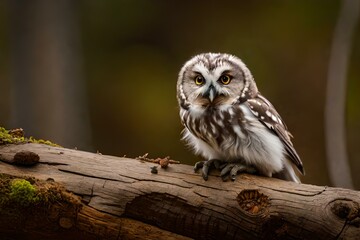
[245,94,305,175]
[180,94,304,175]
[181,104,245,148]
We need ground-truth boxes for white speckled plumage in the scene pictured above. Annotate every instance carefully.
[177,53,304,182]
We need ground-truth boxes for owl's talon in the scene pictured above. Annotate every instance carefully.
[221,163,257,181]
[219,163,228,169]
[201,168,209,181]
[194,161,205,172]
[220,164,235,177]
[201,162,211,180]
[221,174,229,182]
[194,159,223,180]
[213,160,222,169]
[231,175,237,181]
[230,164,246,178]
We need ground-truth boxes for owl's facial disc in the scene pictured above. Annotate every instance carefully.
[177,53,259,110]
[192,70,233,107]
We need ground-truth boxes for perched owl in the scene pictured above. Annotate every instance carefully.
[177,53,304,183]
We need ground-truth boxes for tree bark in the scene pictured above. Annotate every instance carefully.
[325,0,359,189]
[0,143,359,240]
[8,0,92,150]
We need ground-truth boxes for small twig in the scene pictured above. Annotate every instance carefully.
[135,153,150,161]
[135,153,180,168]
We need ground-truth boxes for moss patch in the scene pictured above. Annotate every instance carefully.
[0,127,60,147]
[0,173,80,208]
[0,173,81,218]
[9,179,39,206]
[0,173,82,237]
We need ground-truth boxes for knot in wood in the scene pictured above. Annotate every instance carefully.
[13,150,39,166]
[59,217,74,229]
[332,202,351,219]
[330,199,360,226]
[237,189,269,214]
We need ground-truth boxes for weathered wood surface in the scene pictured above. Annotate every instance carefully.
[0,143,359,239]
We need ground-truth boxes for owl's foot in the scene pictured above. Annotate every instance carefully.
[220,163,257,181]
[194,159,223,181]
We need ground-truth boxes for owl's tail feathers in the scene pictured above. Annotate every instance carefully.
[273,161,301,183]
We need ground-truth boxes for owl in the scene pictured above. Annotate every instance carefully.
[177,53,304,183]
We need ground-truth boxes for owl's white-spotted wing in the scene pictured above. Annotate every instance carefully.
[245,94,305,175]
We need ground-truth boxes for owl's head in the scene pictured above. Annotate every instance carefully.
[177,53,258,110]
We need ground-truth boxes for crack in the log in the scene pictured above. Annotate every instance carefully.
[79,193,98,199]
[117,173,193,189]
[116,225,122,240]
[152,171,196,180]
[91,182,95,196]
[59,169,192,191]
[336,219,348,240]
[269,197,316,205]
[259,185,327,197]
[193,191,209,198]
[313,186,327,196]
[75,182,102,205]
[182,179,230,191]
[100,201,123,208]
[140,179,193,189]
[58,169,136,183]
[80,204,121,218]
[39,161,68,166]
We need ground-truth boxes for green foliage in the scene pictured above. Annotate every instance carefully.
[28,136,60,147]
[9,179,39,206]
[0,127,60,147]
[0,174,81,223]
[0,174,79,209]
[0,127,25,144]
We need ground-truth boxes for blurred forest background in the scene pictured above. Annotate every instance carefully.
[0,1,359,188]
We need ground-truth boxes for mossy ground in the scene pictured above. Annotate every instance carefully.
[0,173,83,238]
[9,179,39,206]
[0,128,86,238]
[0,127,60,147]
[0,173,80,208]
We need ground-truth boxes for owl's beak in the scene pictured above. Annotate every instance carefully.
[203,84,217,102]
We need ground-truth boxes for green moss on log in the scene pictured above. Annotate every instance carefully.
[0,173,80,208]
[0,127,60,147]
[9,179,39,206]
[0,173,83,237]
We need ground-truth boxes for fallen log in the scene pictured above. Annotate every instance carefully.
[0,143,359,239]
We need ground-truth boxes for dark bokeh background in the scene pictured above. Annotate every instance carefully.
[0,1,359,188]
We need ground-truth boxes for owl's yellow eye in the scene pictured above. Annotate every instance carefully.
[195,75,205,85]
[219,75,232,85]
